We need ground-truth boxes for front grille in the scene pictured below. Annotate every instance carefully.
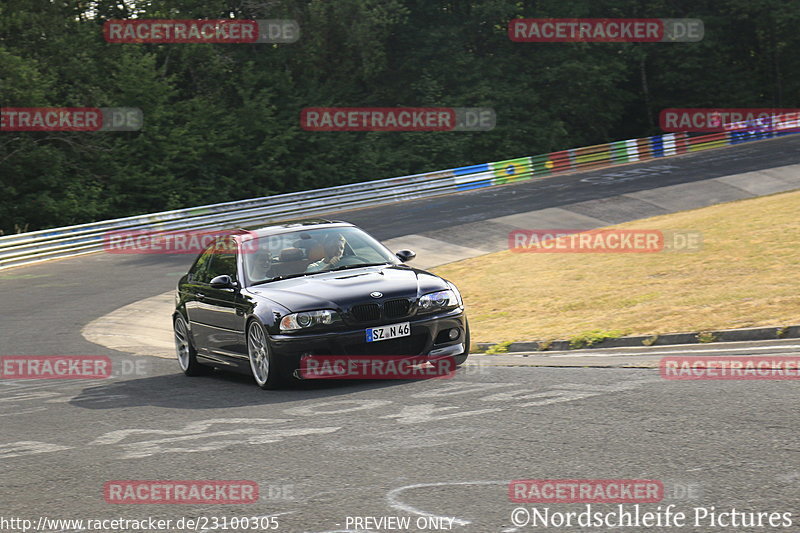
[350,298,413,323]
[351,303,380,322]
[383,298,411,319]
[345,333,428,356]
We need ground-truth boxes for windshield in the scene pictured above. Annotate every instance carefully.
[243,226,399,285]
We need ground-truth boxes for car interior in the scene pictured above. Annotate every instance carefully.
[246,234,356,283]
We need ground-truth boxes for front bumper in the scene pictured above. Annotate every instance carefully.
[270,308,467,366]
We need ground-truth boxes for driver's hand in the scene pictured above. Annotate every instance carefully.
[327,255,341,267]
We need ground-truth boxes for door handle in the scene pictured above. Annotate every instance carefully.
[195,293,206,300]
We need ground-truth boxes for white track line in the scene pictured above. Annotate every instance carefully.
[550,345,800,358]
[386,480,509,527]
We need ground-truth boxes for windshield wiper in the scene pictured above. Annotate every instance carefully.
[251,263,391,284]
[250,272,311,285]
[327,262,391,272]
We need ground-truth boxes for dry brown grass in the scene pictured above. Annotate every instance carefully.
[433,189,800,342]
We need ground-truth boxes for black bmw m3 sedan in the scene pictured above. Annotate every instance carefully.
[173,219,469,389]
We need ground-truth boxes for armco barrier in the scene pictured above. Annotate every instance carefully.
[0,128,796,270]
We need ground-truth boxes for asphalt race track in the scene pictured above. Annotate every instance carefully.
[1,136,799,532]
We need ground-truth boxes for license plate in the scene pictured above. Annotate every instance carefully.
[366,322,410,343]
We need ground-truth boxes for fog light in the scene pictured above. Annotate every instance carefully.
[448,328,460,340]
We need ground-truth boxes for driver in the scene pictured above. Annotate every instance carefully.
[306,233,346,272]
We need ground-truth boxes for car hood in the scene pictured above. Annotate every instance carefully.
[245,265,450,312]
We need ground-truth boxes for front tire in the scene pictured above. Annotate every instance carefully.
[174,315,206,376]
[247,321,284,389]
[453,318,470,366]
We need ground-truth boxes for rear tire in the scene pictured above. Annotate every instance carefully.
[174,315,206,376]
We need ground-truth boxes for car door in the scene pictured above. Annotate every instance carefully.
[183,244,217,350]
[199,244,249,364]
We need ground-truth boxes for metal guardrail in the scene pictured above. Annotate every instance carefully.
[1,128,795,270]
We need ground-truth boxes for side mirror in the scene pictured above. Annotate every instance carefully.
[209,275,238,289]
[395,249,416,263]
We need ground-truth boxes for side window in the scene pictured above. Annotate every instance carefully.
[188,247,216,283]
[206,251,239,283]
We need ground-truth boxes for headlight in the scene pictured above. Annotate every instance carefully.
[280,309,341,332]
[418,290,460,313]
[448,282,464,307]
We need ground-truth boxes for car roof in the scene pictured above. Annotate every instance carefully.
[237,219,355,239]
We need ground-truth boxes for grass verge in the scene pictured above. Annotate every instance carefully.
[433,189,800,343]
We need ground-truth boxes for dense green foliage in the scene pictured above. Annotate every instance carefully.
[2,0,799,233]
